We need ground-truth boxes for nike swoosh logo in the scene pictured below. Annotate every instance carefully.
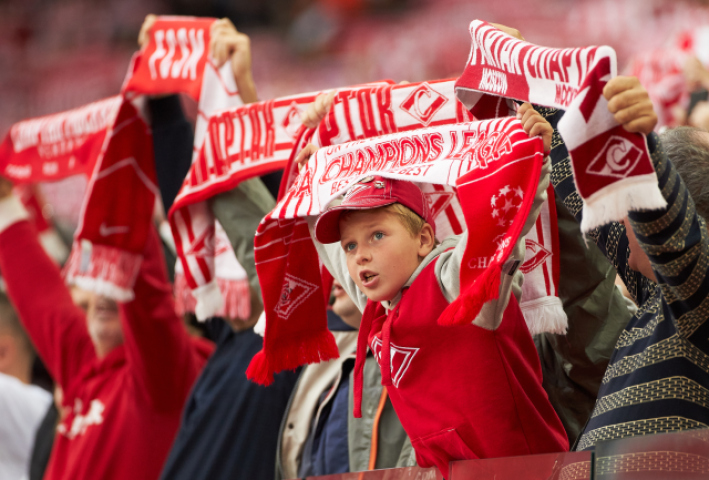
[99,223,130,237]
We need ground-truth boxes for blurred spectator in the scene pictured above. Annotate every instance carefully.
[0,292,52,480]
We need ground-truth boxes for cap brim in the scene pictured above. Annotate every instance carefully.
[314,198,397,244]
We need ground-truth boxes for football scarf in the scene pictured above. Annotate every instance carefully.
[280,79,565,336]
[455,20,666,233]
[0,17,232,301]
[0,95,155,300]
[248,118,545,385]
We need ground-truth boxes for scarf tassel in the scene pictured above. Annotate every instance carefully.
[520,296,568,335]
[63,240,142,302]
[174,273,251,321]
[247,328,340,386]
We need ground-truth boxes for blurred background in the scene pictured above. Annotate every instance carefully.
[2,0,709,226]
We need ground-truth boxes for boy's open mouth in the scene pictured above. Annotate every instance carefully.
[360,271,378,287]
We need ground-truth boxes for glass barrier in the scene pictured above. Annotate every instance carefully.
[306,466,443,480]
[593,429,709,480]
[450,451,592,480]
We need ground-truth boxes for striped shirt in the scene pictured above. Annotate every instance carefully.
[541,107,709,450]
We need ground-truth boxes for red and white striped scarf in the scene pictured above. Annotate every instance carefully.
[169,76,567,332]
[455,20,666,233]
[284,79,566,335]
[248,119,545,384]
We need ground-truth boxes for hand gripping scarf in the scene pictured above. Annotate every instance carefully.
[248,118,545,385]
[454,20,666,233]
[129,15,265,321]
[281,79,566,336]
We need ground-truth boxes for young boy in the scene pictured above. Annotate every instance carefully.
[301,105,569,476]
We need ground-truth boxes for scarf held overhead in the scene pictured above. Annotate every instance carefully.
[0,17,225,301]
[455,20,666,233]
[248,118,545,385]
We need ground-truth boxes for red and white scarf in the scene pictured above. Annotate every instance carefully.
[455,20,666,233]
[248,118,545,384]
[0,95,157,300]
[0,17,235,301]
[282,79,565,335]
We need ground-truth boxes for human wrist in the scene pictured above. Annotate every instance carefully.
[0,195,30,234]
[236,72,258,104]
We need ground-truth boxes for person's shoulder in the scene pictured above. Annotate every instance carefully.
[0,372,52,406]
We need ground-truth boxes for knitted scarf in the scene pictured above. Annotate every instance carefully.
[0,16,233,301]
[281,79,566,335]
[455,20,666,233]
[0,95,155,300]
[168,80,403,319]
[248,118,545,385]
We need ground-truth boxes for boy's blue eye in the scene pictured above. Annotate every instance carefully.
[373,232,384,240]
[345,242,356,252]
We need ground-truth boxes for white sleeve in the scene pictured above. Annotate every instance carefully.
[0,373,52,478]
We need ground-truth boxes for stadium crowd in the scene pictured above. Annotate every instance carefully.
[2,10,709,480]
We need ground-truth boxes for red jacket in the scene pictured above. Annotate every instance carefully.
[360,260,568,477]
[0,219,213,480]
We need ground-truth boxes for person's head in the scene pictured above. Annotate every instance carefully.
[70,287,123,359]
[0,292,35,383]
[315,177,436,303]
[622,126,709,281]
[331,280,361,328]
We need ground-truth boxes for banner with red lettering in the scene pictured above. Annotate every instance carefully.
[455,20,666,233]
[0,96,122,183]
[62,99,157,300]
[123,16,216,102]
[280,78,566,336]
[247,118,544,384]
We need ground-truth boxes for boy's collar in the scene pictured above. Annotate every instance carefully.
[380,235,460,311]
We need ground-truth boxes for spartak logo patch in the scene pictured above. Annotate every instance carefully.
[521,239,552,274]
[587,135,643,178]
[370,336,420,388]
[282,102,305,138]
[399,82,449,127]
[274,273,319,319]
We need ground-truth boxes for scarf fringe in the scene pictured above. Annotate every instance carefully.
[192,280,224,321]
[438,265,501,326]
[63,240,141,302]
[520,296,568,335]
[246,329,340,386]
[580,173,667,234]
[174,273,251,321]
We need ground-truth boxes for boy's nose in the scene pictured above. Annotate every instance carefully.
[355,248,371,264]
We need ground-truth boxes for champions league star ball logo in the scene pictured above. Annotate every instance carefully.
[490,184,524,258]
[490,184,523,228]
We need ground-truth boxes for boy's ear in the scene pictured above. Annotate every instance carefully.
[417,224,436,258]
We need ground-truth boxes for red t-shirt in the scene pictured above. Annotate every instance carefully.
[0,221,213,480]
[361,260,568,477]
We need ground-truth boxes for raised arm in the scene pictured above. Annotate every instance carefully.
[0,194,95,390]
[540,106,656,305]
[120,226,212,413]
[628,132,709,351]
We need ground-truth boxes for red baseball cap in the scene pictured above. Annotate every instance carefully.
[315,176,435,244]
